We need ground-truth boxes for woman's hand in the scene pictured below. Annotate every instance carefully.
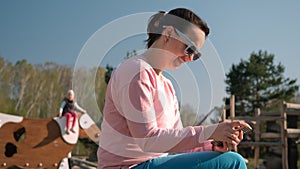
[204,121,250,146]
[212,141,231,152]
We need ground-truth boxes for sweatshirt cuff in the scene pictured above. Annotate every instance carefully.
[199,123,218,143]
[202,140,213,151]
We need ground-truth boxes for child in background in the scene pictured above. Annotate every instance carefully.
[58,89,87,134]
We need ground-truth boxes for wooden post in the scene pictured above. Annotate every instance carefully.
[254,108,261,168]
[230,95,235,121]
[222,107,226,122]
[281,101,288,169]
[229,95,238,151]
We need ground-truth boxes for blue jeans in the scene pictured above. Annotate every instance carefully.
[132,151,247,169]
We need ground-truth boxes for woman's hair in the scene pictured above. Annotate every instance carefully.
[145,8,210,48]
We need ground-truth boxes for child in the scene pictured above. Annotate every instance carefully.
[58,89,87,134]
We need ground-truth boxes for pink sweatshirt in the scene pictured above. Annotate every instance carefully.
[97,55,212,169]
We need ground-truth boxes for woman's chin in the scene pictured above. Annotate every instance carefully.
[175,58,185,67]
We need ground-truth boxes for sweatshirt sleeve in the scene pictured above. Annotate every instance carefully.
[113,73,210,153]
[180,140,213,152]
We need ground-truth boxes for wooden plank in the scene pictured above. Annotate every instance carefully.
[286,128,300,134]
[261,110,281,116]
[234,116,283,121]
[287,128,300,138]
[239,141,282,147]
[260,130,300,139]
[70,157,97,168]
[285,102,300,109]
[258,108,300,116]
[250,110,300,116]
[260,132,281,139]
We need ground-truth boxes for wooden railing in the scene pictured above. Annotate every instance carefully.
[222,96,300,169]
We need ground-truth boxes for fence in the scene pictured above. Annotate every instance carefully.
[222,96,300,169]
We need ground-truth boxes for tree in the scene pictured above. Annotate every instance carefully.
[124,50,137,60]
[13,59,33,116]
[105,64,114,84]
[225,50,299,115]
[180,104,197,127]
[0,57,14,113]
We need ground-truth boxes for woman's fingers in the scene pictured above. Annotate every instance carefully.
[223,134,238,145]
[231,121,252,130]
[212,121,249,145]
[238,130,244,140]
[225,130,243,145]
[212,121,250,152]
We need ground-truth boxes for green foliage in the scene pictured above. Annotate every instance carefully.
[225,50,299,115]
[180,104,197,127]
[95,67,108,119]
[124,50,137,60]
[0,56,107,119]
[105,64,114,84]
[0,50,135,158]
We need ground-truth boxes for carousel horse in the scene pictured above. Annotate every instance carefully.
[0,112,101,169]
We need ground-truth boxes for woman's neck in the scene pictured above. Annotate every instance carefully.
[142,52,163,76]
[143,47,167,76]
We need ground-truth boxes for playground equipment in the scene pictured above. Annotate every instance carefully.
[0,112,101,169]
[223,96,300,169]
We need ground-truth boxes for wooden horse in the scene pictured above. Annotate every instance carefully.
[0,112,101,169]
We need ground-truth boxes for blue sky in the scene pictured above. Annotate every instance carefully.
[1,1,300,116]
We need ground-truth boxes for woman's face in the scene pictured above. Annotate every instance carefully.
[164,26,206,70]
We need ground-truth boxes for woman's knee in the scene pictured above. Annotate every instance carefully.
[223,151,244,160]
[220,152,246,168]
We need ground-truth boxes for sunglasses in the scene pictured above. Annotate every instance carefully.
[163,26,202,61]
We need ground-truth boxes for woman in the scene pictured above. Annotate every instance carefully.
[58,89,87,134]
[97,8,250,169]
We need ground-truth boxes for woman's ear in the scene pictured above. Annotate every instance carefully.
[162,26,173,43]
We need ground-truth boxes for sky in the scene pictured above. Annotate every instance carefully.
[1,1,300,118]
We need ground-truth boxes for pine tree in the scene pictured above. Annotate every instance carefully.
[225,50,299,115]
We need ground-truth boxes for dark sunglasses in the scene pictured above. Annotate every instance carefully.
[163,26,202,61]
